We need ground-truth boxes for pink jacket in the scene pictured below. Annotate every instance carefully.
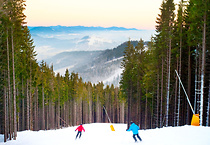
[75,125,85,132]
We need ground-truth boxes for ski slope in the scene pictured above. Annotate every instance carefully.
[1,123,210,145]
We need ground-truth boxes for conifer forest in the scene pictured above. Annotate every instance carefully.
[0,0,209,142]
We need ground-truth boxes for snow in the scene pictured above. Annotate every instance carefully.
[105,56,124,64]
[103,68,122,86]
[54,64,76,75]
[1,123,210,145]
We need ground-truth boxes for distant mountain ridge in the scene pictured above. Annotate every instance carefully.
[28,25,139,34]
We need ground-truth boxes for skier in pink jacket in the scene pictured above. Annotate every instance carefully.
[75,124,85,139]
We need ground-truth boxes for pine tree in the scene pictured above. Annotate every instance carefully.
[120,40,136,128]
[155,0,175,127]
[185,0,209,126]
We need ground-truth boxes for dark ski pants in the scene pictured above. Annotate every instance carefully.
[133,133,142,142]
[76,131,82,139]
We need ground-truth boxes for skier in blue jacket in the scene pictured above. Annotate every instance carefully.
[126,121,142,142]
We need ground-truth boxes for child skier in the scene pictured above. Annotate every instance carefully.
[126,121,142,142]
[75,124,85,139]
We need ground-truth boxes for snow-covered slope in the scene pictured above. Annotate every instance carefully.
[1,123,210,145]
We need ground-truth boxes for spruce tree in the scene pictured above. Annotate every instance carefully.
[120,40,135,128]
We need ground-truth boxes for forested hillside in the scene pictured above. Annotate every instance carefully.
[120,0,209,129]
[0,0,209,143]
[64,41,140,85]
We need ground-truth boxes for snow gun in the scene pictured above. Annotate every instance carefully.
[103,106,115,131]
[175,70,200,126]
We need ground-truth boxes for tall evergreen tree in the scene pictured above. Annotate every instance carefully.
[155,0,175,127]
[120,40,135,128]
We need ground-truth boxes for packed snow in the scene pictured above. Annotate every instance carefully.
[1,123,210,145]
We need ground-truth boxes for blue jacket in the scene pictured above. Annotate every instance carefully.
[127,123,139,134]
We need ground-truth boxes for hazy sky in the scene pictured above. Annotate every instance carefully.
[24,0,180,30]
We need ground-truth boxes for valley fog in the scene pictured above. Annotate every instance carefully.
[29,26,155,86]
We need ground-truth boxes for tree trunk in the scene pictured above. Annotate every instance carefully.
[73,100,77,125]
[21,97,25,131]
[49,100,51,129]
[120,101,125,123]
[70,99,73,126]
[42,85,45,130]
[88,87,93,123]
[26,79,29,130]
[127,88,131,129]
[17,88,20,131]
[200,11,206,126]
[46,102,48,130]
[194,46,198,113]
[84,99,88,124]
[187,46,191,124]
[177,3,183,126]
[96,95,100,123]
[157,73,160,128]
[115,88,119,123]
[177,50,182,126]
[166,38,171,127]
[11,27,17,139]
[66,101,69,127]
[6,29,12,140]
[138,82,142,127]
[145,90,148,129]
[151,91,154,128]
[4,85,7,142]
[57,94,60,129]
[174,58,178,126]
[160,57,164,127]
[29,64,33,130]
[34,87,38,131]
[206,79,210,126]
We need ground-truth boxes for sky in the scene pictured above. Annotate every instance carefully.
[24,0,181,30]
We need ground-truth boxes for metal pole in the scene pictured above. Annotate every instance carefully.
[103,106,111,123]
[175,70,195,114]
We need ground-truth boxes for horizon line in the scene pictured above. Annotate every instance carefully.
[27,25,156,31]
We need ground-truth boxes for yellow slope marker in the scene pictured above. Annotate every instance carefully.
[191,114,199,126]
[110,125,115,131]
